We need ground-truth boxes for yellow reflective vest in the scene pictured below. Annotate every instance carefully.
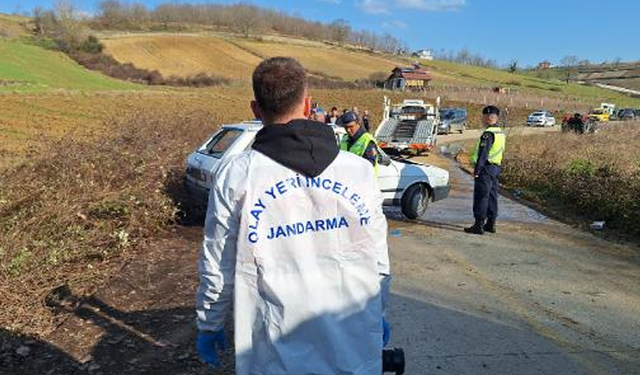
[340,132,379,176]
[470,126,506,166]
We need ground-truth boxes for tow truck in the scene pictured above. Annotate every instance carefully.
[375,97,440,155]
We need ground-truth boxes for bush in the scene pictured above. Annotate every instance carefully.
[501,127,640,237]
[0,110,214,334]
[565,158,595,177]
[79,35,104,53]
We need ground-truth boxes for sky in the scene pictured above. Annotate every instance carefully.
[3,0,639,67]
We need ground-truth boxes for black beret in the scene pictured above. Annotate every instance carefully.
[482,105,500,116]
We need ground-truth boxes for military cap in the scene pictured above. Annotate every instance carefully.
[338,111,359,127]
[482,105,500,116]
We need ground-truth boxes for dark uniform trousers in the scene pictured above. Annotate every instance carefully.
[473,164,501,221]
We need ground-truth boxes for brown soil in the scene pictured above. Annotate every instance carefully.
[1,226,234,375]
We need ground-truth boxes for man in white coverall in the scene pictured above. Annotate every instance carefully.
[196,56,391,375]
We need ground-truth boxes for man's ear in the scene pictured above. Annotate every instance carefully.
[303,96,311,118]
[251,101,262,120]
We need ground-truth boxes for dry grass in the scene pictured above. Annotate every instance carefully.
[0,110,220,336]
[0,87,465,171]
[102,34,404,82]
[234,38,401,81]
[502,122,640,236]
[102,35,262,80]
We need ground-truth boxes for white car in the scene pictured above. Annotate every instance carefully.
[526,111,556,127]
[185,121,451,219]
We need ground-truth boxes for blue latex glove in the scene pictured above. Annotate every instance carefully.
[382,317,391,346]
[197,330,227,368]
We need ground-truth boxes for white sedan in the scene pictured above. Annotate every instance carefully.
[185,121,450,219]
[526,111,556,127]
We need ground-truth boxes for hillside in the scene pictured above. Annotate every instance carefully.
[0,39,134,92]
[101,34,262,80]
[101,33,412,81]
[100,32,640,107]
[0,13,29,37]
[524,62,640,93]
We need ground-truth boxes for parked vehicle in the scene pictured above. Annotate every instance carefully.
[617,108,639,121]
[526,111,556,127]
[185,121,451,220]
[438,108,467,134]
[588,108,610,122]
[375,97,440,154]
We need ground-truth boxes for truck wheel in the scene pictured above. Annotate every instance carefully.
[401,184,429,220]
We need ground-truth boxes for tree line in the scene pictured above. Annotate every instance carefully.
[93,1,408,54]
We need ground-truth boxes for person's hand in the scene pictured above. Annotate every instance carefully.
[197,330,227,368]
[382,317,391,346]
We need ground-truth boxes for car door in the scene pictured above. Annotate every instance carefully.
[376,151,402,203]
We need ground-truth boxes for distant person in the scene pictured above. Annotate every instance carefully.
[465,105,506,235]
[352,106,359,115]
[343,108,349,115]
[325,107,339,124]
[309,107,326,123]
[338,111,379,174]
[362,110,371,132]
[196,57,391,375]
[568,113,585,134]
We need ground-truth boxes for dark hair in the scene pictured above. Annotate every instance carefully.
[252,57,307,118]
[331,107,338,111]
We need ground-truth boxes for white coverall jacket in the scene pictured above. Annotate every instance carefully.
[197,120,390,375]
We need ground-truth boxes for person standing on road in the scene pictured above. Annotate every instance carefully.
[465,105,506,235]
[338,111,379,174]
[196,57,391,375]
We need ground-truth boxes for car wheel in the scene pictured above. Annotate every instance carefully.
[459,123,465,134]
[401,184,429,220]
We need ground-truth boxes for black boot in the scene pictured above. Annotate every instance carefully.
[464,219,485,235]
[483,218,496,233]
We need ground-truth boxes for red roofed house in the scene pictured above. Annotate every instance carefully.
[385,64,432,91]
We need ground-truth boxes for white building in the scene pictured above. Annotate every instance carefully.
[412,49,434,61]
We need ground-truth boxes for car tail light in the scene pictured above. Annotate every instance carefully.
[379,141,387,147]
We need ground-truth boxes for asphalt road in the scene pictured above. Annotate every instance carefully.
[383,150,640,375]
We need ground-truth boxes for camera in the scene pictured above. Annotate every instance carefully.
[382,348,405,374]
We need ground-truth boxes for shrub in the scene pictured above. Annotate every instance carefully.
[565,158,595,177]
[0,110,214,334]
[501,126,640,237]
[79,35,104,53]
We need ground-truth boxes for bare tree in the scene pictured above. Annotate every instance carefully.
[32,6,57,36]
[560,55,580,83]
[329,19,350,44]
[508,60,518,73]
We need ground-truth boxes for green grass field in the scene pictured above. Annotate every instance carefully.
[412,59,640,107]
[0,39,134,92]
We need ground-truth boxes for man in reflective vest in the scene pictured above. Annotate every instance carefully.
[338,111,379,175]
[465,105,506,235]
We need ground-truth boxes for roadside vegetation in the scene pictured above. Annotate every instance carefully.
[0,110,216,335]
[501,123,640,238]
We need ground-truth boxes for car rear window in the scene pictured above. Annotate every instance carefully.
[198,128,243,158]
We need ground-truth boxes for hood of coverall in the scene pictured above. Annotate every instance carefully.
[252,119,339,178]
